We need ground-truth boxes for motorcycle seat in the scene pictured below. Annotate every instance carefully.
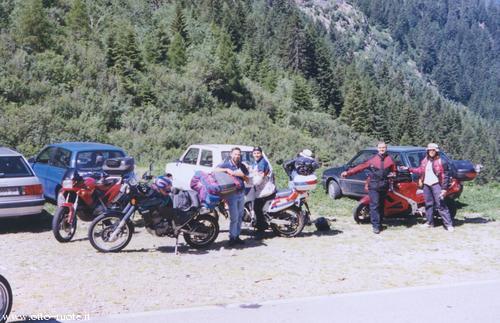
[276,189,293,198]
[97,177,119,188]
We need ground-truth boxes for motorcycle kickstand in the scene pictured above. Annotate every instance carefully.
[174,235,180,255]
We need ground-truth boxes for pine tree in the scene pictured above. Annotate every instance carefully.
[314,39,342,115]
[292,77,313,111]
[340,78,369,134]
[67,0,90,39]
[144,26,170,64]
[12,0,53,52]
[167,32,187,71]
[121,28,143,72]
[170,4,189,46]
[283,11,307,74]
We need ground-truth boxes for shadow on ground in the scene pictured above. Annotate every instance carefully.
[0,210,53,234]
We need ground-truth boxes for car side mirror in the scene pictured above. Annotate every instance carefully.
[28,157,35,164]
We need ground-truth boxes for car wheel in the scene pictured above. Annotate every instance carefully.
[327,180,342,199]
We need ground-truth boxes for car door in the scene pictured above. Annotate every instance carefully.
[45,148,72,200]
[30,147,55,197]
[342,150,376,196]
[172,147,201,190]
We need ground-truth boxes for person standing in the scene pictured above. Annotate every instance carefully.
[250,146,275,240]
[407,143,454,231]
[341,142,396,234]
[215,147,249,246]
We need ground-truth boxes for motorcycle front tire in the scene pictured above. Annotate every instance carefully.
[353,202,371,224]
[0,274,12,323]
[52,206,78,243]
[88,213,134,253]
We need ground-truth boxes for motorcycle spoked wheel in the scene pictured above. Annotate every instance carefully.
[270,207,306,237]
[52,206,78,243]
[0,275,12,323]
[353,203,371,224]
[183,214,220,249]
[88,214,134,253]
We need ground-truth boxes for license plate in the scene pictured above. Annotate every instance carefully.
[0,187,20,197]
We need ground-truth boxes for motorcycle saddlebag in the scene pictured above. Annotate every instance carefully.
[103,157,135,175]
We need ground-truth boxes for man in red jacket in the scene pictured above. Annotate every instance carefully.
[341,142,396,234]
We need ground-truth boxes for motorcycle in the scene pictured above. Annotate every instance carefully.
[52,158,133,243]
[87,172,220,254]
[353,169,462,224]
[0,274,12,323]
[240,162,318,237]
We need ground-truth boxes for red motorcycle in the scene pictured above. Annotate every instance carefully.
[353,170,462,224]
[52,158,134,242]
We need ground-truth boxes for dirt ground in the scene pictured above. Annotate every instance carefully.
[1,208,499,319]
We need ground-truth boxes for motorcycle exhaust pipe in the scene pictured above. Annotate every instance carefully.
[270,218,291,225]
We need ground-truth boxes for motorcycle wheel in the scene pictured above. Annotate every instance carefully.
[270,207,305,237]
[353,203,371,224]
[0,274,12,323]
[52,206,78,243]
[183,214,219,249]
[88,214,133,253]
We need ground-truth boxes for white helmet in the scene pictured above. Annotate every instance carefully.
[299,149,314,158]
[426,143,440,152]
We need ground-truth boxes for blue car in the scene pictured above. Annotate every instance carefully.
[29,142,127,202]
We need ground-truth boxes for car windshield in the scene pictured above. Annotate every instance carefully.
[0,156,33,178]
[77,150,124,171]
[221,151,254,166]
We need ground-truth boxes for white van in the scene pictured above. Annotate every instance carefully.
[165,144,272,190]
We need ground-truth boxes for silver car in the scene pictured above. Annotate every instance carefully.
[0,147,45,218]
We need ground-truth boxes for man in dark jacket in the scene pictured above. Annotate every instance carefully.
[341,142,396,234]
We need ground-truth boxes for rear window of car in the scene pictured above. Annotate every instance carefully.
[0,156,33,178]
[76,150,125,171]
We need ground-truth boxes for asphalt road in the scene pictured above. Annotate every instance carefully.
[82,279,500,323]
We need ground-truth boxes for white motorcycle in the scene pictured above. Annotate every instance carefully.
[242,167,318,237]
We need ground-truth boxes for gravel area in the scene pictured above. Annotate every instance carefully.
[1,208,499,320]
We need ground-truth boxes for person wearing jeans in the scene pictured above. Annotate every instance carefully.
[341,142,396,234]
[408,143,454,231]
[215,147,249,246]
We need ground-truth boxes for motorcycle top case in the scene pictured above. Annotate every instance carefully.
[291,174,318,191]
[103,157,135,175]
[451,160,477,181]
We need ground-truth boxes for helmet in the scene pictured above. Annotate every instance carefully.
[314,217,330,231]
[299,149,314,158]
[154,176,172,195]
[426,143,440,152]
